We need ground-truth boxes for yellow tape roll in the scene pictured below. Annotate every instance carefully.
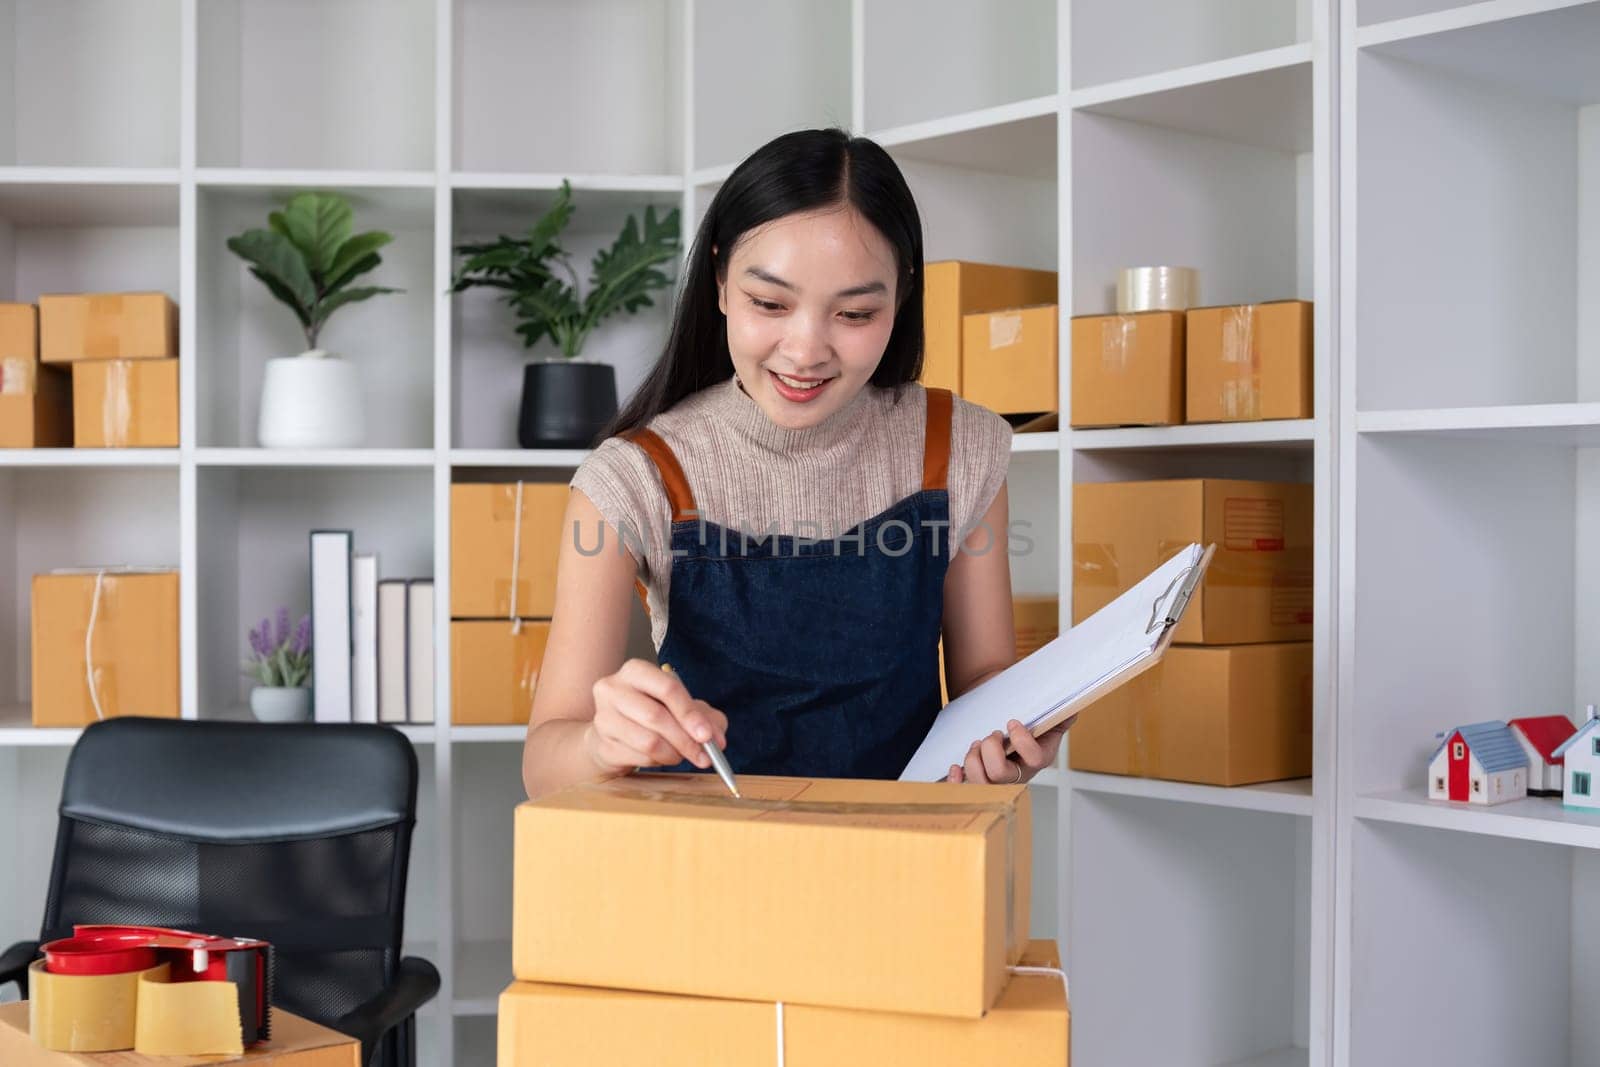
[27,958,154,1052]
[134,963,245,1056]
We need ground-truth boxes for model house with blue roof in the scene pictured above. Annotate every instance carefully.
[1427,720,1528,806]
[1552,707,1600,812]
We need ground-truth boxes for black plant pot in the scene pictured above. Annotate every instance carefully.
[518,360,618,449]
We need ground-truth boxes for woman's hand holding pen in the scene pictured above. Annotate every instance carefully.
[946,716,1074,785]
[584,658,730,776]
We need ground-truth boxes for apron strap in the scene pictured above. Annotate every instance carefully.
[621,427,698,522]
[922,386,953,492]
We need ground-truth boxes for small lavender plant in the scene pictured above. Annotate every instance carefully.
[242,607,312,688]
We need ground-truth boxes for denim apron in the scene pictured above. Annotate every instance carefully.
[621,386,955,780]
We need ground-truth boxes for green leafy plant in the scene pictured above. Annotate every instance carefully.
[226,191,403,351]
[448,178,681,358]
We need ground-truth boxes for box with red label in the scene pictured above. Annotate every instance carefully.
[1073,479,1312,645]
[1068,642,1313,785]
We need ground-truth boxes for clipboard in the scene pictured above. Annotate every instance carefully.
[898,542,1217,782]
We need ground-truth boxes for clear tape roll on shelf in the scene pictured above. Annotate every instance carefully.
[1116,266,1197,314]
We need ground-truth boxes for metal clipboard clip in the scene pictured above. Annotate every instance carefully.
[1144,547,1213,635]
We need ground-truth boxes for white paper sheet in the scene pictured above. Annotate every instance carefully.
[899,543,1205,782]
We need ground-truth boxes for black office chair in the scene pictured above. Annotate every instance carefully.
[0,717,438,1067]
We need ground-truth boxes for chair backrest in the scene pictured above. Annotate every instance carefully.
[40,717,418,1039]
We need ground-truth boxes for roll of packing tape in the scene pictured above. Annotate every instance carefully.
[1116,266,1197,314]
[28,958,154,1051]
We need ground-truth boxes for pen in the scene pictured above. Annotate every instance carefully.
[660,662,740,798]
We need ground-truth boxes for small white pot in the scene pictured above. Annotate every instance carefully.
[249,685,312,723]
[257,349,365,448]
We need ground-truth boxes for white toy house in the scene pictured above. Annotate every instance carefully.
[1553,706,1600,812]
[1427,721,1528,806]
[1507,715,1576,795]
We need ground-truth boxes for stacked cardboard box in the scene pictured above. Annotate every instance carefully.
[1069,310,1184,428]
[448,482,568,725]
[1070,479,1313,785]
[500,773,1069,1064]
[922,260,1058,422]
[0,303,71,448]
[936,597,1061,705]
[24,292,180,448]
[30,569,180,727]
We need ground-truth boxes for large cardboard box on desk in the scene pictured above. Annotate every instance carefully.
[1187,300,1313,422]
[1068,641,1313,785]
[1,304,73,448]
[961,304,1058,416]
[450,482,569,618]
[0,1002,358,1066]
[72,359,178,447]
[497,940,1069,1066]
[1074,478,1312,645]
[39,292,178,364]
[513,773,1031,1018]
[1070,310,1184,427]
[922,260,1057,396]
[451,619,550,725]
[31,569,180,727]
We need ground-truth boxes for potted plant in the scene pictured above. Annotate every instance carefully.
[242,608,312,722]
[226,191,402,449]
[449,178,681,448]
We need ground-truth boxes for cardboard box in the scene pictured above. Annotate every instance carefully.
[1067,642,1313,785]
[514,773,1032,1018]
[961,304,1057,416]
[1014,595,1059,658]
[1187,300,1312,422]
[1,302,38,360]
[923,261,1057,396]
[450,482,569,618]
[1,365,73,449]
[31,570,180,727]
[450,619,549,725]
[71,359,178,448]
[497,940,1069,1067]
[40,292,178,364]
[0,1002,358,1066]
[1074,479,1312,645]
[1069,310,1183,428]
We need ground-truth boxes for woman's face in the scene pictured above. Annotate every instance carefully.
[715,205,899,430]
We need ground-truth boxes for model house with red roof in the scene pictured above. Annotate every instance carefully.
[1427,721,1528,806]
[1507,715,1577,795]
[1553,706,1600,812]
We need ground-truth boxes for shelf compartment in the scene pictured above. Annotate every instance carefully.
[868,97,1059,181]
[453,0,685,176]
[1069,791,1311,1064]
[1,0,180,168]
[1072,420,1315,451]
[195,182,435,449]
[197,0,436,171]
[1070,770,1314,817]
[449,186,681,451]
[1071,0,1310,91]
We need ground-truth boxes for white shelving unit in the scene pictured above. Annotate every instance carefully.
[6,0,1586,1064]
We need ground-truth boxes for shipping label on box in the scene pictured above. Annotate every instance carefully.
[40,292,178,364]
[961,304,1058,416]
[1069,311,1184,428]
[1186,301,1312,422]
[72,359,178,448]
[31,570,180,727]
[450,482,569,618]
[514,773,1031,1019]
[497,940,1068,1067]
[1068,642,1313,786]
[450,619,549,725]
[923,261,1057,397]
[1074,479,1312,644]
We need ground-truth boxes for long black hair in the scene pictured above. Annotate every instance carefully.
[598,127,926,440]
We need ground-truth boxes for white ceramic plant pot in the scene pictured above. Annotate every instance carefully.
[249,685,312,723]
[257,349,365,448]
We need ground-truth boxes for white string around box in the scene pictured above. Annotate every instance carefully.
[52,565,175,721]
[771,963,1069,1065]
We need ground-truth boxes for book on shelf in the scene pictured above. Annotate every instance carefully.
[407,579,435,725]
[309,530,353,725]
[351,553,379,725]
[377,578,409,725]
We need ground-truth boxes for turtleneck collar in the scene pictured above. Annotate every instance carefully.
[714,369,878,452]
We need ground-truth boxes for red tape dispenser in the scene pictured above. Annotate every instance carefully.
[30,924,273,1054]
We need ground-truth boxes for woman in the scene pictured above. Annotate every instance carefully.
[521,128,1068,799]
